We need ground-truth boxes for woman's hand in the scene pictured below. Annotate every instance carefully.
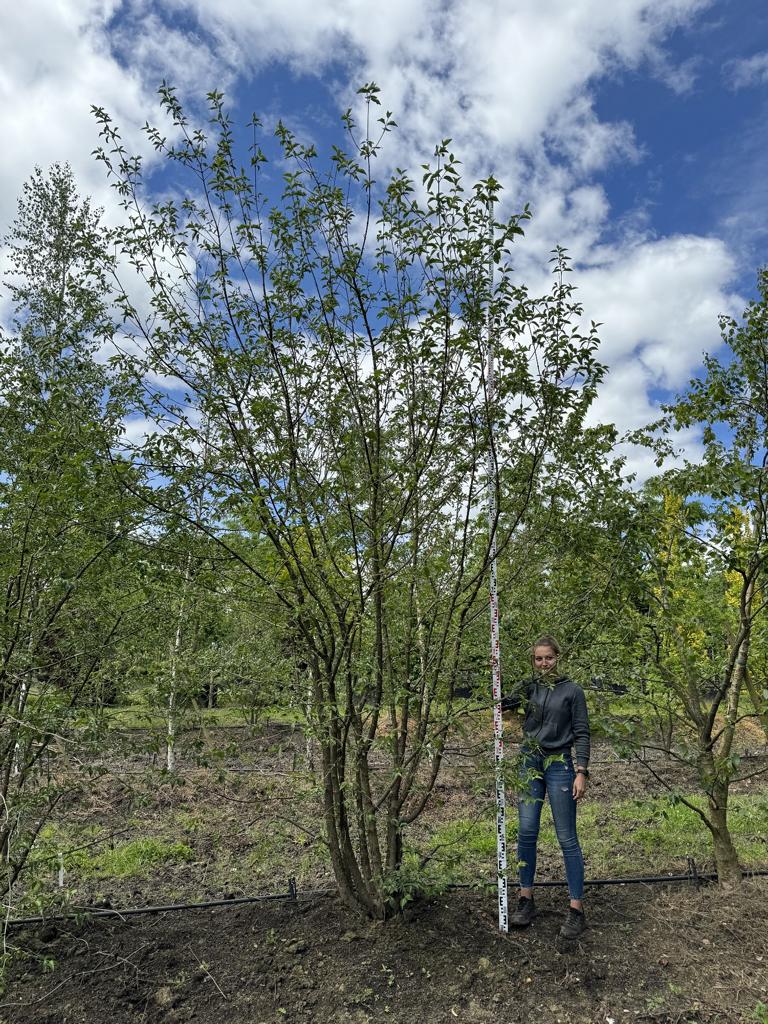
[572,771,588,801]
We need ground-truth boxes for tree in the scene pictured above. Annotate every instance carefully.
[493,422,638,679]
[624,267,768,885]
[94,85,604,917]
[116,524,286,770]
[699,268,768,743]
[0,165,142,898]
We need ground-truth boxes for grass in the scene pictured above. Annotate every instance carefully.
[194,809,331,893]
[100,704,296,730]
[609,793,768,868]
[33,826,196,881]
[417,792,768,886]
[36,788,768,895]
[89,838,196,878]
[22,750,768,915]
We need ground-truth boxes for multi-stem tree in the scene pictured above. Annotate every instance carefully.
[95,85,604,917]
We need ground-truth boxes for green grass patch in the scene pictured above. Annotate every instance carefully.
[606,793,768,868]
[417,791,768,886]
[24,830,196,901]
[101,703,301,730]
[88,838,195,878]
[173,810,206,835]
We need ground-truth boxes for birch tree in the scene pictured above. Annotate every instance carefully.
[0,165,136,898]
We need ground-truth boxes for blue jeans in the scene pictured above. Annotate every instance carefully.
[517,749,584,900]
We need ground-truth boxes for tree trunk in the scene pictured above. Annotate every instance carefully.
[707,783,742,887]
[166,664,178,773]
[167,554,192,773]
[656,704,674,757]
[696,577,752,887]
[304,668,315,773]
[698,745,742,887]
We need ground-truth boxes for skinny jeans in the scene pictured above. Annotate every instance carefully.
[517,748,584,900]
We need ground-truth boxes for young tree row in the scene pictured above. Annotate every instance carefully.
[1,90,766,914]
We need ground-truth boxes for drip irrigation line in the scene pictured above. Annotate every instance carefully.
[6,866,767,930]
[4,879,325,929]
[83,752,768,777]
[463,868,768,889]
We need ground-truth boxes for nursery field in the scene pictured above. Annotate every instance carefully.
[5,106,768,1024]
[2,719,768,1024]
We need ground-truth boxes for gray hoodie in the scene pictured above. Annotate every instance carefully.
[502,676,590,768]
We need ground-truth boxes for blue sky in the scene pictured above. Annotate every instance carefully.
[593,7,768,261]
[2,0,767,479]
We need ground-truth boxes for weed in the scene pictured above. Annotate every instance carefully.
[88,838,195,879]
[349,986,375,1006]
[174,811,205,834]
[644,994,665,1012]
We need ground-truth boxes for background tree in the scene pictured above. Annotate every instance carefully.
[618,270,768,885]
[0,164,143,897]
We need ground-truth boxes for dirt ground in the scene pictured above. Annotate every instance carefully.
[3,722,768,1023]
[3,880,768,1024]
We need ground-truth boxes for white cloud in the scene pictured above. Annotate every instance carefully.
[120,415,157,445]
[648,52,701,95]
[0,3,154,229]
[0,0,233,248]
[151,0,710,173]
[723,51,768,90]
[0,0,718,245]
[1,0,740,486]
[577,235,742,481]
[577,235,741,386]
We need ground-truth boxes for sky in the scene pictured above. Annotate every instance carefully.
[1,0,767,481]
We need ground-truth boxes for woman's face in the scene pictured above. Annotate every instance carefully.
[533,645,558,677]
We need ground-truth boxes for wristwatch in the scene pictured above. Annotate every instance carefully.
[576,767,589,779]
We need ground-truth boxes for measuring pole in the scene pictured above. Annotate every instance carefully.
[486,196,508,933]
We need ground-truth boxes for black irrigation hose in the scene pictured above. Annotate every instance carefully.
[6,867,768,929]
[479,868,768,888]
[85,743,768,774]
[5,880,308,929]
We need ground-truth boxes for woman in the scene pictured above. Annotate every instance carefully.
[506,635,590,939]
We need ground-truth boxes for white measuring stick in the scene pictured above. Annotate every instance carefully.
[486,196,508,933]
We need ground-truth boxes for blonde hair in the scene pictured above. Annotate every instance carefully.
[531,635,561,657]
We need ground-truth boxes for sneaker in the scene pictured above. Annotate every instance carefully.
[509,896,536,928]
[559,906,586,940]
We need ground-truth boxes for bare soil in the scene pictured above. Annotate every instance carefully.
[3,881,768,1024]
